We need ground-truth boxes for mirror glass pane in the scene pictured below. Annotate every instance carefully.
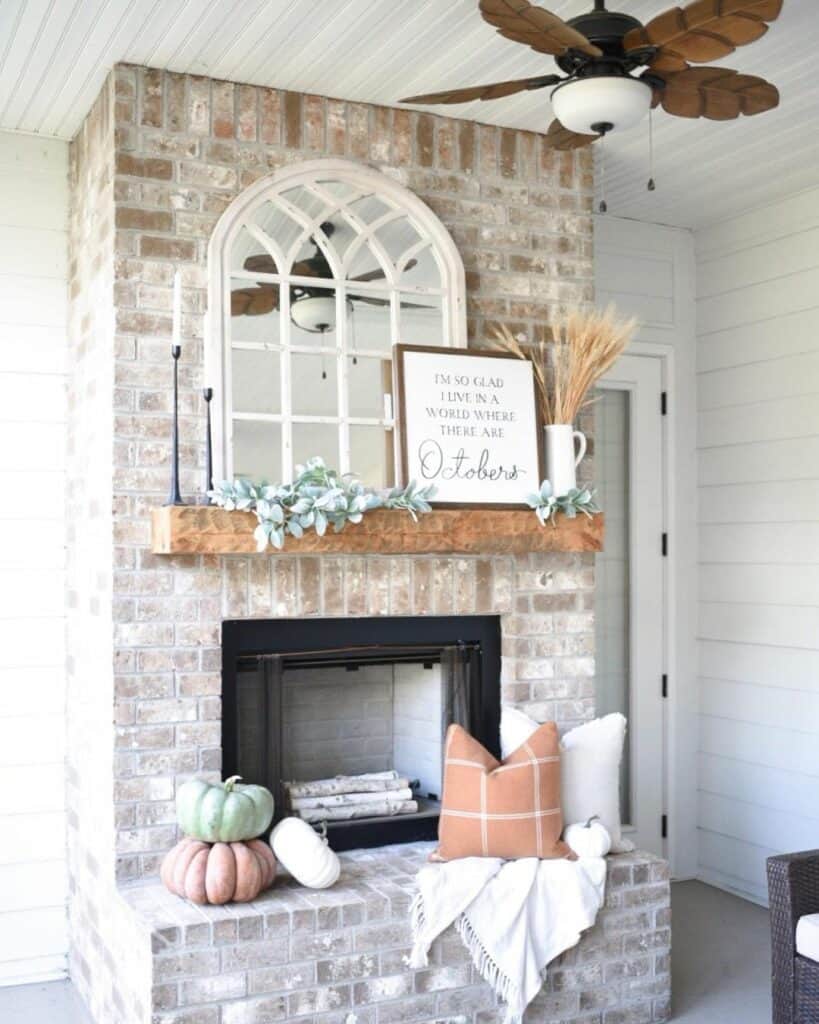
[347,356,392,419]
[252,201,301,257]
[232,420,282,481]
[400,245,441,289]
[231,227,277,276]
[317,178,358,202]
[594,387,632,824]
[399,294,443,347]
[280,185,329,220]
[292,230,338,277]
[231,349,281,415]
[350,424,393,488]
[348,292,391,357]
[377,214,422,264]
[230,276,280,345]
[292,422,339,472]
[290,289,338,350]
[347,240,389,283]
[291,353,338,417]
[325,213,359,262]
[349,193,392,224]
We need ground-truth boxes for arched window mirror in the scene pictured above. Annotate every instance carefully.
[207,159,466,487]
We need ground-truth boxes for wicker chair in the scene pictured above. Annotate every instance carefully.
[767,850,819,1024]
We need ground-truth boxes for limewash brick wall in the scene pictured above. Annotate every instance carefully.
[66,64,598,1023]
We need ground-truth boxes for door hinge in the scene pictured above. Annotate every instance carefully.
[661,532,668,557]
[661,814,668,840]
[662,673,668,698]
[661,391,668,416]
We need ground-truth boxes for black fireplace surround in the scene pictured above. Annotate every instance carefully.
[222,615,501,850]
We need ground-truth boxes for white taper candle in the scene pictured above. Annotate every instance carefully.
[172,269,182,348]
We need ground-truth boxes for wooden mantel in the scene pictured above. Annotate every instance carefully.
[151,506,604,556]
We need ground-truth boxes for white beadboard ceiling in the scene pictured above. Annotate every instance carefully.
[0,0,815,228]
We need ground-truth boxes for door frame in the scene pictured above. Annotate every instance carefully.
[594,214,698,880]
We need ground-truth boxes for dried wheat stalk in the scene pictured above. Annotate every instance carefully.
[491,306,637,424]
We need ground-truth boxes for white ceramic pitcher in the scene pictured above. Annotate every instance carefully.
[544,424,587,497]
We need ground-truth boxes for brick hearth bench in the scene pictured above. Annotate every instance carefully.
[118,843,670,1024]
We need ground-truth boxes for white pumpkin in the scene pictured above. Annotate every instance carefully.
[270,817,341,889]
[564,816,612,859]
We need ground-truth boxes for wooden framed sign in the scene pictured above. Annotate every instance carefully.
[394,344,543,507]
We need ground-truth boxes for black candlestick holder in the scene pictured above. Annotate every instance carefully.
[165,344,184,506]
[203,387,214,500]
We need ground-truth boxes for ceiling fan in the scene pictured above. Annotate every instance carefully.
[399,0,782,151]
[231,221,429,330]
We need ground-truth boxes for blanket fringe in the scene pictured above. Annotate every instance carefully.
[456,913,524,1024]
[408,890,430,969]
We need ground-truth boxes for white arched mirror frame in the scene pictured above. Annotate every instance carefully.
[206,158,467,484]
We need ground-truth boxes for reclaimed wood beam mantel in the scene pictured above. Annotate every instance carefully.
[151,506,604,556]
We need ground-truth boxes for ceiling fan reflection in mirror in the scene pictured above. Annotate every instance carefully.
[399,0,782,206]
[231,220,432,334]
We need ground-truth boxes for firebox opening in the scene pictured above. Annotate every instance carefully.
[222,616,501,851]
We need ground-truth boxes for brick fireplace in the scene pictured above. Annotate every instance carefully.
[65,65,669,1024]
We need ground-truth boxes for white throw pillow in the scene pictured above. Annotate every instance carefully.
[561,713,634,853]
[499,706,634,854]
[500,704,541,759]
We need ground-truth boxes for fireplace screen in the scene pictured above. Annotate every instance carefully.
[222,616,500,850]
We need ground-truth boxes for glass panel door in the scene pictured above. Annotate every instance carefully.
[595,388,632,824]
[596,355,665,855]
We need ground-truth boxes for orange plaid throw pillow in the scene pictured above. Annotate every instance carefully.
[437,722,572,861]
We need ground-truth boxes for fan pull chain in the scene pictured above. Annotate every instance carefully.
[350,302,358,366]
[320,325,328,380]
[647,108,656,192]
[598,133,608,214]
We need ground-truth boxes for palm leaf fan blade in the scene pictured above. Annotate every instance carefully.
[350,268,387,283]
[351,259,415,283]
[231,285,279,317]
[478,0,601,57]
[546,119,598,151]
[661,67,779,119]
[400,74,559,105]
[243,254,277,274]
[349,295,434,309]
[624,0,783,63]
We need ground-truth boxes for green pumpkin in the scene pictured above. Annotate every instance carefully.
[176,775,275,842]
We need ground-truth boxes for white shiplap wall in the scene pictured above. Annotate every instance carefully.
[696,187,819,905]
[0,131,68,984]
[595,215,698,880]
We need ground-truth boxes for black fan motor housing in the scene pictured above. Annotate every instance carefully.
[558,7,644,71]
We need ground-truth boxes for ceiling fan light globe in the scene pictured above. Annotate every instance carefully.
[551,76,653,135]
[290,295,337,334]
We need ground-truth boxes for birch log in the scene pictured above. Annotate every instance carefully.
[295,799,419,824]
[285,771,410,799]
[289,788,414,812]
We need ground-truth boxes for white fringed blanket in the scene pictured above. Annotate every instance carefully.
[410,856,606,1024]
